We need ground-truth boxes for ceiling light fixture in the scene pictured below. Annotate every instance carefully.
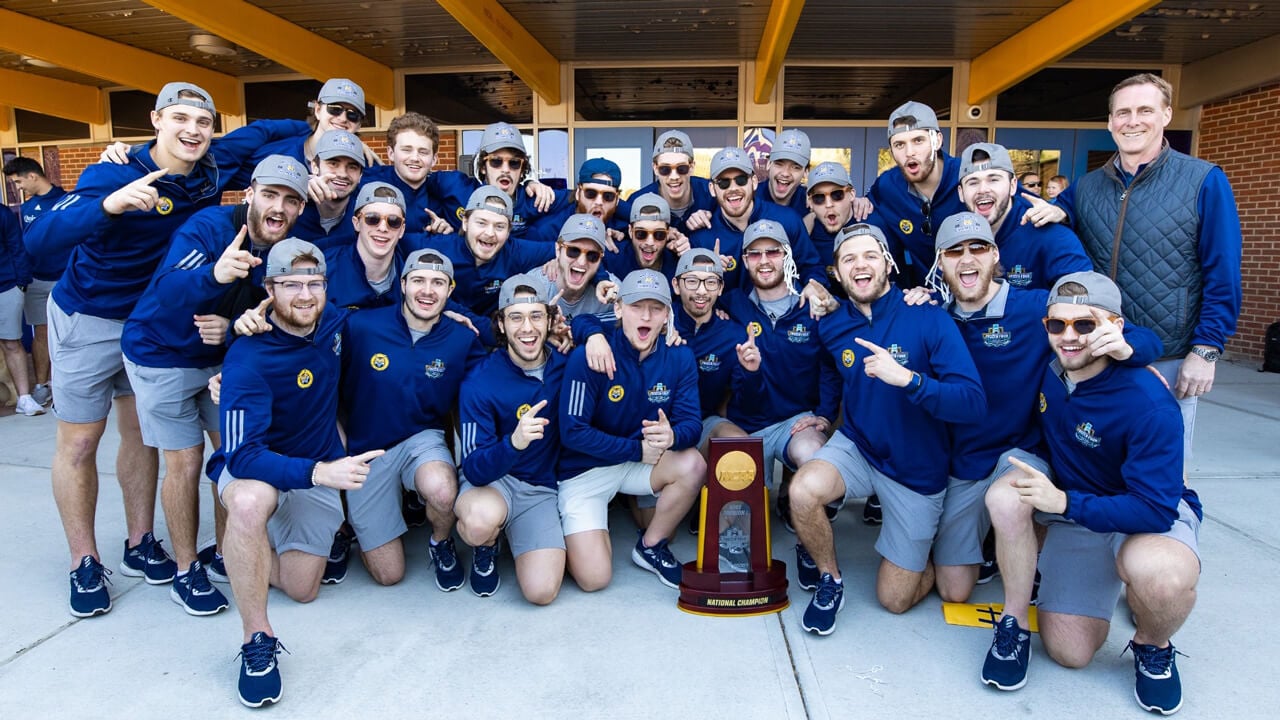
[21,55,58,69]
[189,33,237,57]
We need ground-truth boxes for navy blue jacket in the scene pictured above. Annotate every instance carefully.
[292,201,357,252]
[673,304,748,419]
[616,177,716,236]
[399,232,555,316]
[689,202,827,291]
[324,244,402,311]
[426,170,573,238]
[361,164,438,236]
[991,194,1092,290]
[524,203,626,244]
[19,186,69,281]
[866,152,965,282]
[0,208,30,294]
[754,182,808,216]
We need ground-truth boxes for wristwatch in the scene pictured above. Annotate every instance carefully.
[1190,346,1221,363]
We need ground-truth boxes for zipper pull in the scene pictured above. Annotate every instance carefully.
[1120,190,1128,202]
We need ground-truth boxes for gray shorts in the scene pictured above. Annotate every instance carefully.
[813,430,945,573]
[46,297,132,423]
[1035,499,1202,621]
[217,468,344,557]
[347,428,453,552]
[0,287,22,339]
[698,415,729,450]
[459,476,565,556]
[934,448,1051,567]
[123,359,219,451]
[559,461,656,535]
[1151,358,1196,460]
[23,279,55,325]
[752,412,812,489]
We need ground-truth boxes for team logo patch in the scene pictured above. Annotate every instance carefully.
[1074,422,1101,448]
[516,403,532,419]
[725,256,738,271]
[747,322,763,338]
[156,197,174,215]
[698,353,721,372]
[899,219,913,235]
[455,206,465,222]
[425,359,447,379]
[888,343,910,366]
[296,368,313,389]
[370,353,389,371]
[484,279,502,295]
[647,382,671,404]
[607,385,625,402]
[841,348,855,367]
[1039,392,1047,413]
[786,323,810,344]
[1007,265,1032,287]
[982,324,1012,348]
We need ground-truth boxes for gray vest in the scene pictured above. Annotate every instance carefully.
[1075,144,1214,358]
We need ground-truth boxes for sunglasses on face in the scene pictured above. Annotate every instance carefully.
[325,104,364,124]
[808,189,847,205]
[714,175,751,190]
[1043,316,1115,335]
[581,187,618,203]
[632,228,668,242]
[561,245,602,263]
[940,242,994,259]
[358,212,404,230]
[744,247,784,261]
[657,164,691,177]
[1024,181,1042,188]
[486,156,525,171]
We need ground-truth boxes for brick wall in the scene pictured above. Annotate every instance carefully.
[1199,82,1280,361]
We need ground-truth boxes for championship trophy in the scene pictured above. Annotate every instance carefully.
[678,437,789,615]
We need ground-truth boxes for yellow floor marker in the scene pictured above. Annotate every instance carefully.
[942,602,1039,633]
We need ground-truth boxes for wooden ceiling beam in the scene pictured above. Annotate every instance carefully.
[0,69,105,125]
[435,0,562,106]
[754,0,806,105]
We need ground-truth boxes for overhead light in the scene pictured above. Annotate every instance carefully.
[21,55,58,69]
[190,33,236,57]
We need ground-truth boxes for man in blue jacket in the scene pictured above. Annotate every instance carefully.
[1004,271,1201,716]
[615,130,716,236]
[525,157,628,245]
[755,128,811,216]
[293,129,365,250]
[0,206,37,415]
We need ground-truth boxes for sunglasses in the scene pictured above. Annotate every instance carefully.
[581,187,618,203]
[325,104,364,124]
[1042,316,1115,335]
[632,228,668,242]
[486,156,525,171]
[940,242,994,259]
[561,245,602,263]
[808,189,847,205]
[358,212,404,230]
[743,247,784,261]
[714,175,751,190]
[657,164,691,177]
[1024,181,1042,188]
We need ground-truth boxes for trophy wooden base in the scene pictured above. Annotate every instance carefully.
[677,561,790,617]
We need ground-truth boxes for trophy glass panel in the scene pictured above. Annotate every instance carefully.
[718,500,751,573]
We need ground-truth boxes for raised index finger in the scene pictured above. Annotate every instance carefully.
[1020,191,1043,205]
[854,337,884,353]
[138,167,169,185]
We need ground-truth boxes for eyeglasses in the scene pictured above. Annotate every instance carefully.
[581,187,618,203]
[357,212,404,230]
[486,156,525,171]
[1023,181,1042,188]
[1042,316,1116,335]
[632,228,668,242]
[808,189,847,205]
[325,104,364,124]
[679,276,722,291]
[656,164,691,177]
[272,280,328,295]
[940,242,994,259]
[743,247,784,261]
[561,245,602,263]
[714,175,751,190]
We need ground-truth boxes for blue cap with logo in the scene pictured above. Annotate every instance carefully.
[578,158,622,188]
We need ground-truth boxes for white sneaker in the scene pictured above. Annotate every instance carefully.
[16,395,45,416]
[31,384,52,406]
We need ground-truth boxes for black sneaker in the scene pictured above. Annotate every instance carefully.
[862,495,883,526]
[631,532,683,589]
[1029,569,1042,606]
[977,560,1000,585]
[119,531,177,584]
[824,503,840,523]
[402,490,427,528]
[69,555,112,618]
[322,531,351,585]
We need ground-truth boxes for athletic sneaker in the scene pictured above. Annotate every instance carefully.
[171,561,230,616]
[795,543,819,591]
[119,531,177,584]
[16,395,45,416]
[1029,569,1042,606]
[237,632,287,708]
[322,531,351,585]
[69,555,112,618]
[430,537,465,591]
[1127,640,1184,715]
[631,533,683,589]
[775,493,795,534]
[402,490,427,528]
[801,573,844,635]
[469,543,501,597]
[977,559,1000,584]
[982,615,1031,690]
[197,544,229,583]
[862,495,883,525]
[31,383,53,407]
[824,503,840,523]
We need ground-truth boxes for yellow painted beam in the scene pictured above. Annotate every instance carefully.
[436,0,561,106]
[142,0,394,109]
[0,9,240,115]
[0,69,104,125]
[0,106,11,133]
[754,0,806,105]
[968,0,1162,105]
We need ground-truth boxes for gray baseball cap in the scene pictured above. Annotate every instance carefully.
[710,147,753,178]
[401,248,455,281]
[619,269,672,306]
[807,162,853,190]
[155,82,216,114]
[744,219,789,249]
[314,130,366,166]
[558,213,607,250]
[628,193,671,225]
[478,122,527,156]
[353,182,406,214]
[251,155,309,199]
[832,223,890,258]
[1048,271,1124,318]
[770,129,811,167]
[935,212,995,252]
[888,101,940,139]
[465,186,514,219]
[652,130,694,160]
[498,272,553,310]
[265,238,326,278]
[318,78,365,110]
[959,143,1014,179]
[675,248,724,278]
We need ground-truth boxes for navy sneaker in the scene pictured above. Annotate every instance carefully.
[982,615,1031,690]
[197,544,229,584]
[237,632,287,708]
[119,532,176,584]
[322,531,351,585]
[801,573,844,635]
[795,544,819,591]
[171,561,230,616]
[402,490,427,528]
[430,537,465,591]
[1127,640,1184,715]
[69,555,112,618]
[631,533,683,589]
[977,559,1000,584]
[862,495,883,525]
[469,543,501,597]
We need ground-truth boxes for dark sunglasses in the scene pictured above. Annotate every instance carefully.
[325,104,364,123]
[1023,181,1042,188]
[940,242,994,259]
[561,245,602,263]
[632,229,668,242]
[1043,316,1115,335]
[714,175,751,190]
[656,164,691,177]
[808,189,847,205]
[487,156,525,171]
[357,212,404,230]
[581,187,618,203]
